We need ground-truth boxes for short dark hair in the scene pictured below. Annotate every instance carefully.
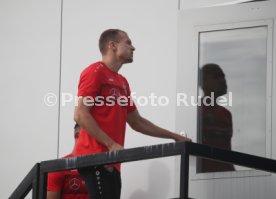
[199,63,221,86]
[99,29,125,55]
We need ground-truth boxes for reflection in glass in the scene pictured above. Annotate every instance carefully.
[197,63,235,173]
[197,26,268,173]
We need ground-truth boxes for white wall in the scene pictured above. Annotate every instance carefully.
[0,0,61,198]
[180,0,254,9]
[3,0,275,198]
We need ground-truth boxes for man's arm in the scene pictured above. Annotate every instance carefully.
[74,97,123,151]
[127,110,191,142]
[47,191,60,199]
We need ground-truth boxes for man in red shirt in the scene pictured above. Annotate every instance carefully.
[74,29,191,199]
[47,124,89,199]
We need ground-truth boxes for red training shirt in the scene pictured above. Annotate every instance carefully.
[74,62,136,170]
[47,154,89,199]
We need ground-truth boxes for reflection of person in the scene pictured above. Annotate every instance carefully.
[198,63,235,173]
[47,124,89,199]
[74,29,192,199]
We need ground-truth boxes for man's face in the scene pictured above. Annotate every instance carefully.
[115,32,135,63]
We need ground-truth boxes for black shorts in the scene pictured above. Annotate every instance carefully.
[79,166,121,199]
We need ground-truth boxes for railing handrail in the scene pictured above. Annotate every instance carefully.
[10,142,276,199]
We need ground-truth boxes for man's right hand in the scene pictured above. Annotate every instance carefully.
[107,142,124,152]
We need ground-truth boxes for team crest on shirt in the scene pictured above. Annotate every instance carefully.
[69,178,81,191]
[109,88,122,98]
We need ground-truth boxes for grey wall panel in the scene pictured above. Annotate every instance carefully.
[0,0,61,198]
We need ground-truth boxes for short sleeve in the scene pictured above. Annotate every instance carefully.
[78,66,102,98]
[47,171,65,191]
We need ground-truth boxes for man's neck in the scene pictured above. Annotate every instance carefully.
[102,56,122,73]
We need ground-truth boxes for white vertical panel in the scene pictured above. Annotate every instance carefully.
[179,0,255,9]
[177,1,276,198]
[0,0,61,198]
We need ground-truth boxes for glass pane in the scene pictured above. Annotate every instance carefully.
[197,26,268,173]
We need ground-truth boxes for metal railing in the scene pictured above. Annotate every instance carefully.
[9,142,276,199]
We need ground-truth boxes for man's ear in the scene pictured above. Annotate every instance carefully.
[108,41,117,51]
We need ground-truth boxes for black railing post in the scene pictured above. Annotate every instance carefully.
[32,163,40,199]
[9,163,40,199]
[179,143,189,199]
[38,169,48,199]
[10,142,276,199]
